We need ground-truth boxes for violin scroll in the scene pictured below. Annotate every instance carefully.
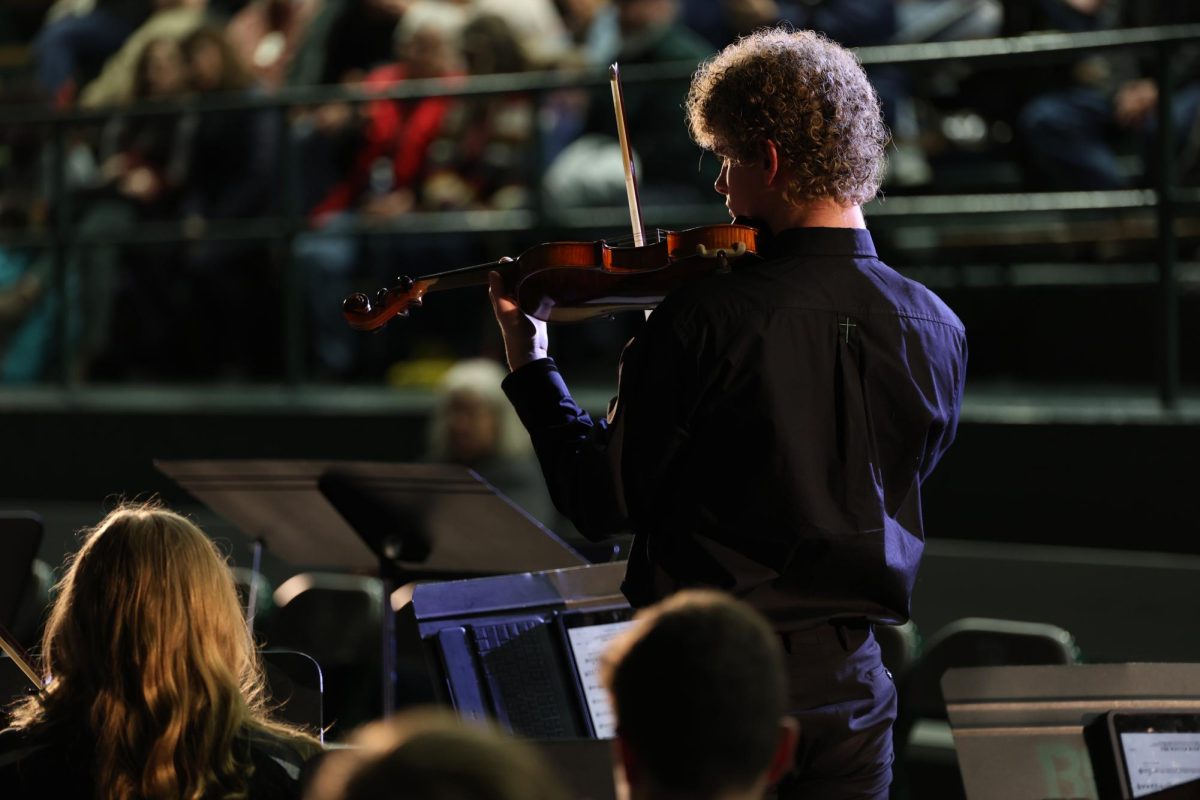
[342,275,426,331]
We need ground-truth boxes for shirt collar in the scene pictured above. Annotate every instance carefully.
[761,226,878,260]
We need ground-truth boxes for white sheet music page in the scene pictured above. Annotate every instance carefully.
[566,621,636,739]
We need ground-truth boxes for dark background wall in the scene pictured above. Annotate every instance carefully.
[2,390,1197,663]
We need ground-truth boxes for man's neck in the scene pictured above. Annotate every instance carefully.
[765,198,865,234]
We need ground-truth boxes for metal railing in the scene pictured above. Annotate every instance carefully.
[2,24,1198,406]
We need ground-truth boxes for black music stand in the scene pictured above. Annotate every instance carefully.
[0,512,42,632]
[155,459,587,713]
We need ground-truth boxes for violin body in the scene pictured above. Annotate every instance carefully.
[518,224,761,322]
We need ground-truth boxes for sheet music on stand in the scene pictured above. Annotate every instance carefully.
[154,459,586,576]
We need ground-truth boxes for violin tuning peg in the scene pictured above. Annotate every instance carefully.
[397,275,415,291]
[409,297,423,307]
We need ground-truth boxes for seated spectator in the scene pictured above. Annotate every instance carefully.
[421,12,536,212]
[0,204,52,383]
[225,0,324,91]
[554,0,620,68]
[543,0,712,210]
[177,24,283,377]
[304,707,569,800]
[470,0,571,68]
[78,0,208,109]
[686,0,896,50]
[0,502,321,799]
[601,590,798,800]
[32,0,152,106]
[427,358,569,535]
[100,33,192,207]
[292,1,463,377]
[63,34,192,379]
[1018,1,1200,190]
[181,24,278,228]
[309,0,410,88]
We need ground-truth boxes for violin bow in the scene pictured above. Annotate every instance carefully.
[609,63,646,247]
[0,620,42,693]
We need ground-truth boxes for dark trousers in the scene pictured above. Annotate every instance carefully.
[774,623,896,800]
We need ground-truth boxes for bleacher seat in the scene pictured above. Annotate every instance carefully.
[894,617,1080,800]
[265,572,384,736]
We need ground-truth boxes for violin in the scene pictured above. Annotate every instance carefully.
[342,223,759,330]
[342,64,760,332]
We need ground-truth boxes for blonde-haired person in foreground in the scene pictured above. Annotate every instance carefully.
[0,502,321,799]
[602,591,797,800]
[304,707,569,800]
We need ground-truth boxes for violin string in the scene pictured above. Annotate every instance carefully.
[604,229,665,247]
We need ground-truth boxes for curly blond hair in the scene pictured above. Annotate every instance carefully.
[686,27,889,207]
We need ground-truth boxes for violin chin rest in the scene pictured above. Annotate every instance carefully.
[693,241,747,258]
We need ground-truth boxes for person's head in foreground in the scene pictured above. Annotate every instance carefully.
[602,590,797,800]
[685,27,889,232]
[5,501,318,800]
[304,707,569,800]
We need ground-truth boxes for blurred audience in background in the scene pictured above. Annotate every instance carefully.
[32,0,151,107]
[1,0,1198,382]
[543,0,712,211]
[0,203,50,381]
[1017,0,1200,189]
[77,0,207,109]
[47,32,192,380]
[226,0,323,90]
[421,13,536,213]
[292,1,461,379]
[175,24,282,377]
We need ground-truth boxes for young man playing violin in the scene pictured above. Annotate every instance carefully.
[488,28,967,799]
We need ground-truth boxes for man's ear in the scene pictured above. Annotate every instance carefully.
[766,717,800,784]
[761,140,781,185]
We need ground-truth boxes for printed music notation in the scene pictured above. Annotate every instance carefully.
[566,621,636,739]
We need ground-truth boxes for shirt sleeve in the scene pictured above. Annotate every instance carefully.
[501,358,628,540]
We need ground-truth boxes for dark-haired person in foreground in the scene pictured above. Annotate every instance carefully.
[489,27,967,798]
[304,707,569,800]
[602,590,797,800]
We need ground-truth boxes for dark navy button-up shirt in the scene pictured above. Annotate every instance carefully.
[503,226,967,629]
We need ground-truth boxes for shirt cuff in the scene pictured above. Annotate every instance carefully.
[501,357,587,431]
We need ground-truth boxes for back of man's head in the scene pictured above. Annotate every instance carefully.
[602,590,792,799]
